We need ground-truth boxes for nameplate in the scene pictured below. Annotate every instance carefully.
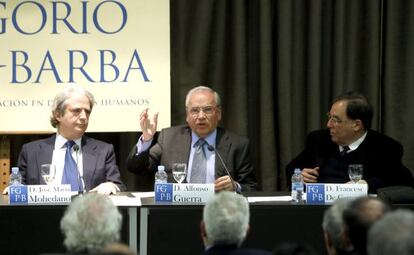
[9,185,73,204]
[306,183,368,204]
[155,183,215,203]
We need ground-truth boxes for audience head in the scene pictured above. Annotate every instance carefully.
[342,196,390,255]
[201,191,250,247]
[367,209,414,255]
[322,199,353,255]
[50,85,95,139]
[185,86,222,138]
[327,92,373,146]
[61,193,122,254]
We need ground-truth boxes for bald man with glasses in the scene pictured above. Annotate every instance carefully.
[286,92,414,193]
[126,86,257,192]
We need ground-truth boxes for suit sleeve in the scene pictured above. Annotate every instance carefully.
[17,144,29,185]
[233,139,257,191]
[126,132,161,176]
[104,144,127,191]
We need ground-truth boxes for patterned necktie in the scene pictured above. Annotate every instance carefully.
[62,141,81,191]
[340,146,350,157]
[190,139,207,183]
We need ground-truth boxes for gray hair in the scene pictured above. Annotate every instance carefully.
[367,209,414,255]
[322,199,352,251]
[61,193,122,254]
[203,191,249,246]
[185,86,221,107]
[50,85,95,128]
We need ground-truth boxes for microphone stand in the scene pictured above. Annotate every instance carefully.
[206,143,236,191]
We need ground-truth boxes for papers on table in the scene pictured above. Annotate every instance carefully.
[109,191,154,207]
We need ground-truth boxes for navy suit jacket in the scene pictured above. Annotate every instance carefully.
[18,135,126,191]
[126,125,257,191]
[286,129,414,193]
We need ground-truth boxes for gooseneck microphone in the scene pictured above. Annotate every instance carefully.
[72,144,84,193]
[206,143,236,190]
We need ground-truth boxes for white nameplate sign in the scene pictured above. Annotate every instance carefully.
[9,185,73,204]
[155,183,215,203]
[306,183,368,204]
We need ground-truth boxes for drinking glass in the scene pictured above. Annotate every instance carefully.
[41,164,56,185]
[172,163,187,184]
[348,164,363,183]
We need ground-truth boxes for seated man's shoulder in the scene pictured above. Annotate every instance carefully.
[367,130,402,148]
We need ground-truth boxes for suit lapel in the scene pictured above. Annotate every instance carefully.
[215,128,231,177]
[81,136,97,190]
[36,136,55,175]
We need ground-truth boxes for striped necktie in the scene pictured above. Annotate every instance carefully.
[190,139,207,183]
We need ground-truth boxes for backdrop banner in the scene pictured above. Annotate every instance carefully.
[0,0,170,133]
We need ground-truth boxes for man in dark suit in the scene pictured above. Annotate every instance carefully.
[201,191,271,255]
[18,85,125,194]
[126,86,256,192]
[286,92,414,193]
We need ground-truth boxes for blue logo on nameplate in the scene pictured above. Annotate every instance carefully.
[9,185,29,204]
[306,184,325,204]
[155,183,173,202]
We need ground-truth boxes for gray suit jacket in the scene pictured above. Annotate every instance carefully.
[126,125,257,191]
[18,135,126,191]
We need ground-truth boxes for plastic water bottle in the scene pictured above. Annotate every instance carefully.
[154,165,168,186]
[291,168,304,202]
[9,167,22,186]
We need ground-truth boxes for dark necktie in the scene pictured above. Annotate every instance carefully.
[62,141,81,191]
[340,146,350,157]
[190,139,207,183]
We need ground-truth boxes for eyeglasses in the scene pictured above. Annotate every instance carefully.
[187,106,217,116]
[326,113,345,125]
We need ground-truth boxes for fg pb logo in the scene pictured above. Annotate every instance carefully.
[155,183,173,202]
[9,185,28,204]
[306,184,325,204]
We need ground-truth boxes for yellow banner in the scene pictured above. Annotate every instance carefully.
[0,0,170,133]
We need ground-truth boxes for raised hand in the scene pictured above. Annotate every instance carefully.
[140,108,159,141]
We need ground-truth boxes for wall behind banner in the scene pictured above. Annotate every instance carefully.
[0,0,170,133]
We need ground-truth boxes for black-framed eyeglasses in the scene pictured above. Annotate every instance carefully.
[326,113,345,125]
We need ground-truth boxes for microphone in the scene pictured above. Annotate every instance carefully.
[206,143,236,191]
[72,144,84,193]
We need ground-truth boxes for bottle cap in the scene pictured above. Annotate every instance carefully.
[11,167,19,174]
[294,168,301,174]
[157,165,165,171]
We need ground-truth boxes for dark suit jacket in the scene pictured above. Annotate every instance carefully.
[204,245,272,255]
[286,129,414,193]
[18,135,126,191]
[126,125,257,191]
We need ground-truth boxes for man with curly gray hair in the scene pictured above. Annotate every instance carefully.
[17,85,125,194]
[200,191,271,254]
[61,193,122,254]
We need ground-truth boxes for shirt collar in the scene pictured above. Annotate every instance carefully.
[342,131,367,152]
[191,129,217,148]
[55,133,82,149]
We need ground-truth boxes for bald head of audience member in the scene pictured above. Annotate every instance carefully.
[200,191,250,248]
[322,199,353,255]
[342,197,390,255]
[61,193,122,254]
[367,209,414,255]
